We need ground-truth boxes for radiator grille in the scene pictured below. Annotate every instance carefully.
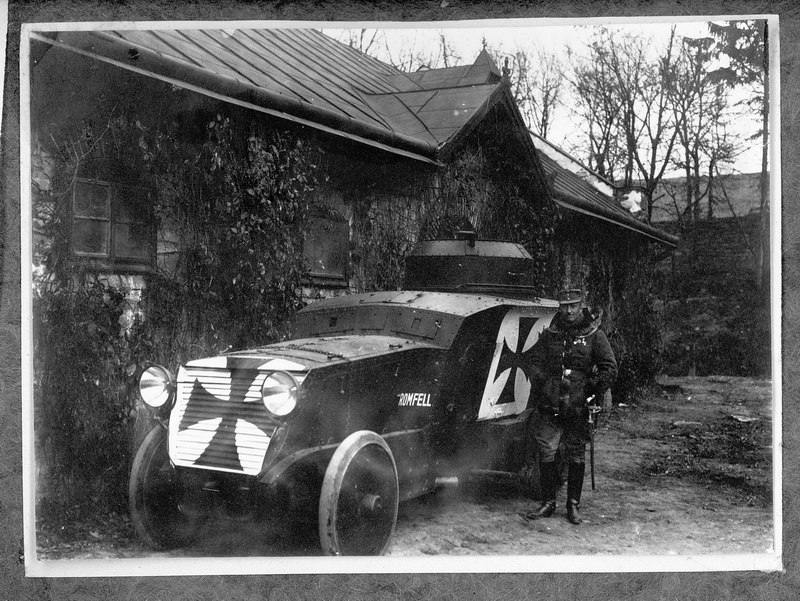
[168,366,281,476]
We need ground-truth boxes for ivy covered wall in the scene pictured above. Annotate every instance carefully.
[555,215,668,399]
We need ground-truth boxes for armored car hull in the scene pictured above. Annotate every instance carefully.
[129,240,558,555]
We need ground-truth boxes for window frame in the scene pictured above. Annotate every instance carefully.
[71,176,155,274]
[303,209,350,286]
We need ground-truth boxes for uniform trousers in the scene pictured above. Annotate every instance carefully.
[532,410,589,464]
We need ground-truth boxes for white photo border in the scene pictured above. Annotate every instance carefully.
[20,14,783,577]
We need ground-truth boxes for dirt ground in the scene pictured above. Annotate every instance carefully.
[388,375,773,557]
[36,375,774,560]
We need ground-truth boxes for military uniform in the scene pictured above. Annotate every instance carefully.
[525,289,617,524]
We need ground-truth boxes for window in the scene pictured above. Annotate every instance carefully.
[304,212,349,284]
[72,178,154,272]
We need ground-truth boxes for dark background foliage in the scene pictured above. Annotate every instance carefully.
[34,281,134,520]
[32,110,323,523]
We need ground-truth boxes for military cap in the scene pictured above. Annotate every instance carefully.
[558,288,583,305]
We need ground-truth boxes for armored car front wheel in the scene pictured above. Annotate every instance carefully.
[129,425,206,549]
[318,430,399,556]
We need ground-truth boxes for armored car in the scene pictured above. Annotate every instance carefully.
[130,237,558,555]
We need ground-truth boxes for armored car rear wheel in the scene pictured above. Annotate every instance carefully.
[129,425,206,549]
[318,430,399,556]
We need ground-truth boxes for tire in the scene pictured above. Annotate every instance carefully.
[128,425,206,549]
[318,430,399,556]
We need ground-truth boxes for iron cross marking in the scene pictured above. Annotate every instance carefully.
[178,365,268,471]
[494,316,540,405]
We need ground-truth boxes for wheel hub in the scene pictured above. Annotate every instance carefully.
[361,494,382,513]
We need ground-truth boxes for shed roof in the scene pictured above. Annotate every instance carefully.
[530,133,677,246]
[537,151,677,246]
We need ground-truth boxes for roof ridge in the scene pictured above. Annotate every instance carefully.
[355,88,439,144]
[358,81,499,94]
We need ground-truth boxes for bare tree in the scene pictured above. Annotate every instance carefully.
[618,28,685,221]
[665,36,740,223]
[381,30,455,72]
[708,20,769,289]
[333,28,382,55]
[567,27,689,222]
[566,37,627,181]
[437,31,462,68]
[500,46,564,138]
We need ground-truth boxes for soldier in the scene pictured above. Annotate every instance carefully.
[524,288,617,524]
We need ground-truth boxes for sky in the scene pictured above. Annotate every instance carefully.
[322,18,766,176]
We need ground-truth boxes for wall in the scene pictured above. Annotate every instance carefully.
[659,213,764,294]
[656,212,771,377]
[651,172,763,223]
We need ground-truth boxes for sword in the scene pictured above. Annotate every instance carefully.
[586,395,601,491]
[590,427,596,491]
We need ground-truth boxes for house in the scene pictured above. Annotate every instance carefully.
[30,27,683,517]
[30,26,681,390]
[31,26,675,290]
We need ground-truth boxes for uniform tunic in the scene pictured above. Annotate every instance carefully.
[528,309,618,463]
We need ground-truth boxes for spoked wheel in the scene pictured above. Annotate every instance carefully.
[129,425,206,549]
[318,430,399,556]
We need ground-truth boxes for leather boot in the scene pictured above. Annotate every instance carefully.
[566,462,585,525]
[524,462,557,519]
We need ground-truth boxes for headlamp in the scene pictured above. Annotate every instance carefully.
[139,364,175,408]
[261,371,298,418]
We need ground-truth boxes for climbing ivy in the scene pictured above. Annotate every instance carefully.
[33,115,152,522]
[568,222,666,402]
[33,109,322,522]
[34,279,135,520]
[604,245,667,401]
[141,114,320,353]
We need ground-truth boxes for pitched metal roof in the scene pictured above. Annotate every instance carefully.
[362,83,502,146]
[33,26,675,245]
[532,132,617,197]
[400,49,503,89]
[536,144,678,246]
[33,28,505,164]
